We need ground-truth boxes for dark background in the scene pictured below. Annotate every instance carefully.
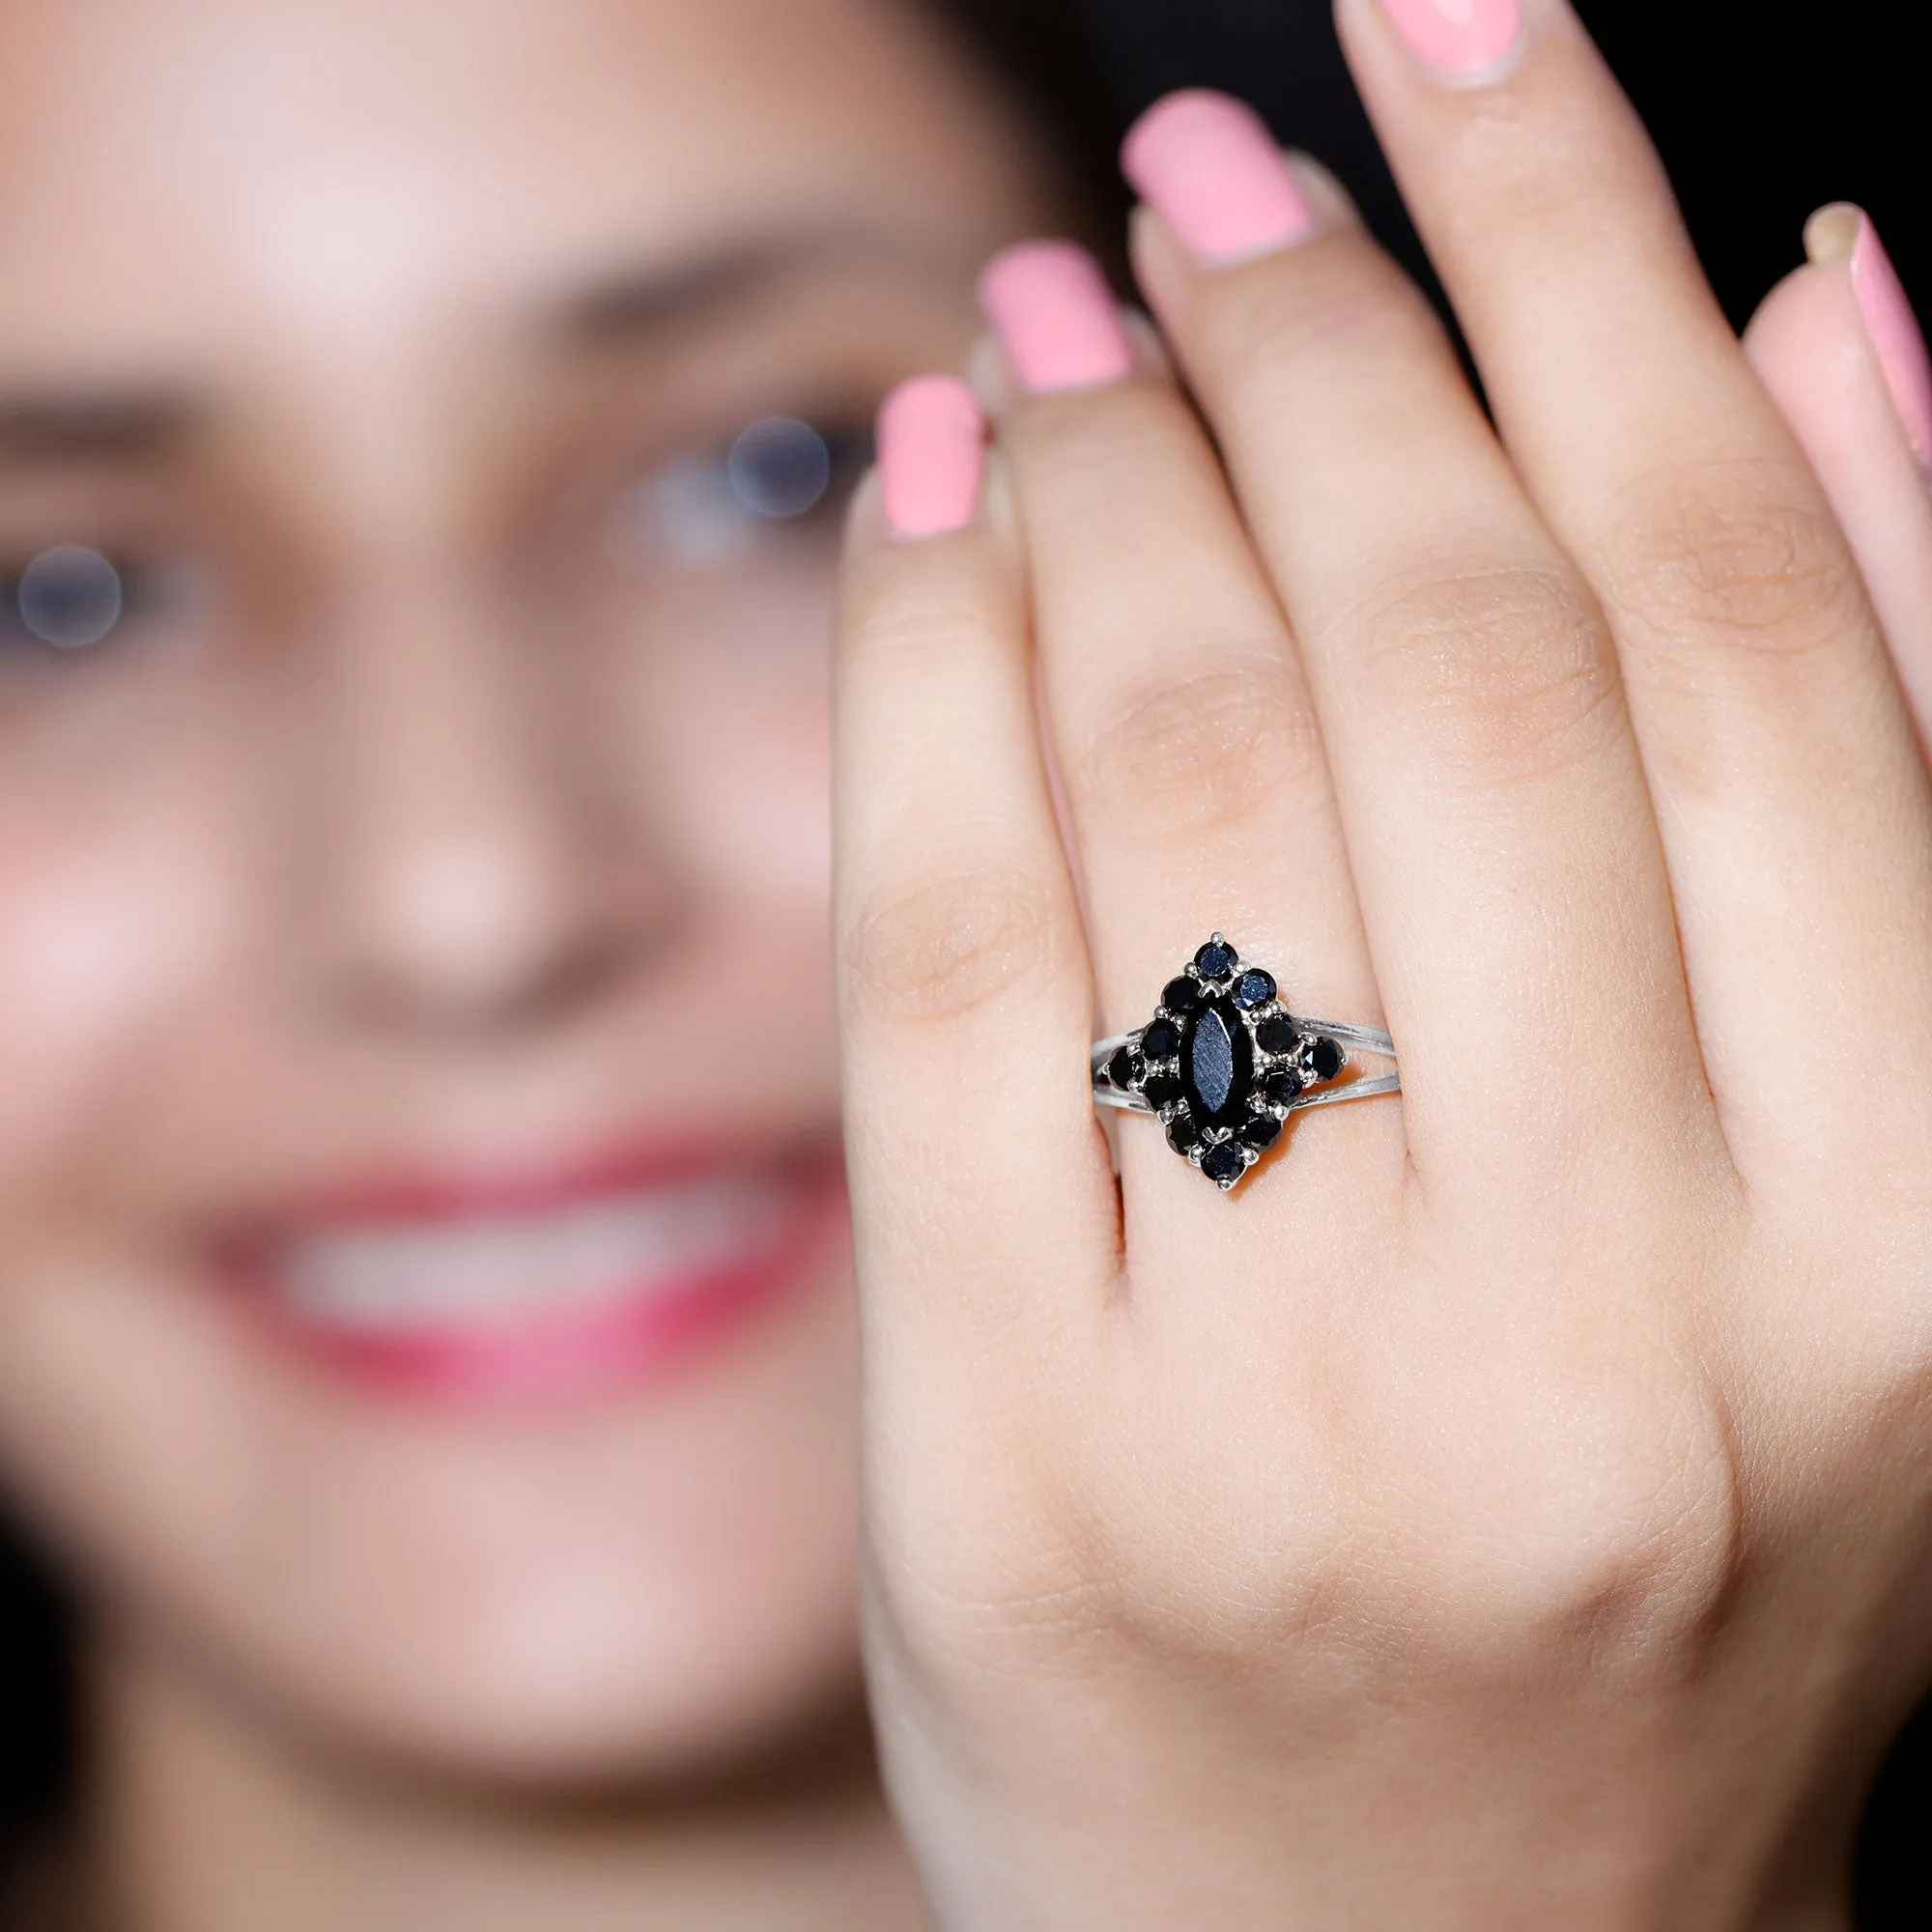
[2,0,1926,1916]
[1077,0,1926,334]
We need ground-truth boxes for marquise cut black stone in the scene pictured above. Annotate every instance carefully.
[1309,1037,1345,1082]
[1141,1018,1180,1060]
[1239,1114,1282,1151]
[1190,1009,1235,1113]
[1142,1073,1183,1108]
[1194,939,1237,980]
[1233,969,1275,1009]
[1161,976,1205,1014]
[1201,1143,1246,1186]
[1255,1015,1299,1055]
[1107,1046,1144,1090]
[1179,994,1254,1131]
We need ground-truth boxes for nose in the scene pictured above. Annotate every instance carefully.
[299,560,673,1038]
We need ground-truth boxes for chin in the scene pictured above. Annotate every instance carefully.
[0,1156,867,1792]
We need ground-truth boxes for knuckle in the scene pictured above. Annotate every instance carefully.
[1018,379,1186,473]
[848,585,1011,674]
[1432,95,1627,255]
[1334,563,1622,789]
[1525,1463,1742,1665]
[1080,658,1322,837]
[1200,239,1435,383]
[841,866,1065,1025]
[1404,1363,1748,1670]
[885,1533,1122,1687]
[862,1440,1128,1688]
[1605,460,1867,661]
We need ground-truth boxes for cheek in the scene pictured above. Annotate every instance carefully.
[636,566,836,907]
[0,792,244,1580]
[703,696,833,896]
[0,818,235,1180]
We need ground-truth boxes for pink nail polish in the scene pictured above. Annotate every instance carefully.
[979,242,1133,394]
[1378,0,1522,79]
[1849,213,1932,472]
[876,376,984,540]
[1121,90,1316,267]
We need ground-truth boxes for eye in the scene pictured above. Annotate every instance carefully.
[620,414,873,569]
[0,544,190,659]
[7,545,125,649]
[728,415,836,519]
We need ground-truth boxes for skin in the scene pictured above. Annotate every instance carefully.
[838,0,1932,1925]
[1748,245,1932,733]
[0,0,1044,1924]
[0,0,1924,1924]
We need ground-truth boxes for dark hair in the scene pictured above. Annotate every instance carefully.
[0,1517,72,1871]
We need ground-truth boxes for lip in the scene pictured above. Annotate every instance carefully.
[219,1137,848,1411]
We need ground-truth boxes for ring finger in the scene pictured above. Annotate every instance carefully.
[974,241,1395,1250]
[1334,0,1932,1149]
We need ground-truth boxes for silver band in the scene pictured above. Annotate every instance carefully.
[1092,1019,1400,1115]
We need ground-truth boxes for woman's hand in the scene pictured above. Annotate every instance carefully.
[834,1,1932,1923]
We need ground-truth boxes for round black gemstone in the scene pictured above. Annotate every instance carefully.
[1256,1016,1299,1055]
[1239,1113,1282,1151]
[1233,969,1276,1009]
[1262,1068,1303,1107]
[1179,994,1256,1131]
[1107,1046,1145,1090]
[1161,976,1205,1014]
[1166,1115,1202,1154]
[1194,940,1237,980]
[1201,1143,1246,1186]
[1142,1073,1183,1108]
[1141,1018,1181,1060]
[1309,1037,1345,1082]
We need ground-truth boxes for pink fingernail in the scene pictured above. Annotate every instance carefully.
[979,241,1133,394]
[1378,0,1522,79]
[876,376,984,539]
[1121,90,1316,268]
[1849,213,1932,472]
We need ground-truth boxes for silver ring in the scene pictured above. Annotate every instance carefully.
[1092,934,1400,1191]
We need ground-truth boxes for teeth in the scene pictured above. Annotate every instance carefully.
[273,1176,794,1334]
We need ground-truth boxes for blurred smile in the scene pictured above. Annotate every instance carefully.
[224,1139,847,1409]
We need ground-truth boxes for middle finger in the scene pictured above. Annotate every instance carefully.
[974,240,1397,1231]
[1121,100,1708,1179]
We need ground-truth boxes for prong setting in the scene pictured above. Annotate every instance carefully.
[1102,935,1352,1191]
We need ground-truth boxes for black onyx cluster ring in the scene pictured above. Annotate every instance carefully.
[1090,936,1401,1192]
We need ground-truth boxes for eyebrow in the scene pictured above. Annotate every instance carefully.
[0,229,958,461]
[0,391,199,465]
[555,225,962,343]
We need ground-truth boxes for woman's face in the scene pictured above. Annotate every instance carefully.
[0,0,1040,1781]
